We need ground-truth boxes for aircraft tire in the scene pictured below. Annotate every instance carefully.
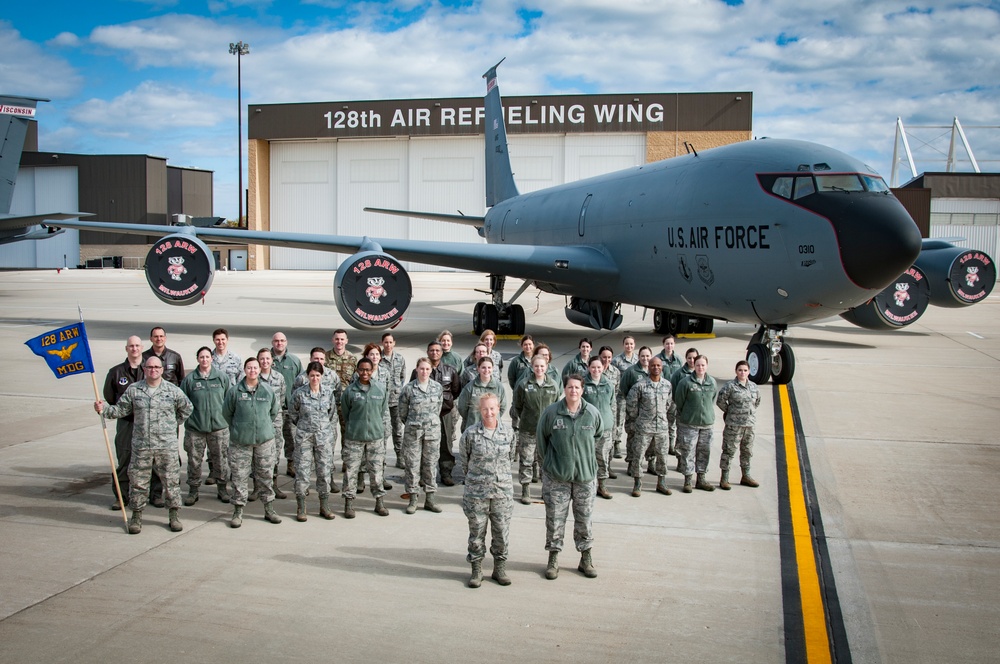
[746,344,770,385]
[473,302,486,335]
[510,304,526,336]
[653,309,669,334]
[699,317,714,334]
[771,344,795,384]
[484,304,500,332]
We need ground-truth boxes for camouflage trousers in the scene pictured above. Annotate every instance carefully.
[342,439,386,500]
[517,431,540,485]
[614,398,626,445]
[228,440,276,506]
[282,409,296,462]
[720,425,755,471]
[389,404,404,458]
[184,428,230,488]
[439,410,460,475]
[594,428,614,480]
[667,409,678,451]
[676,424,713,477]
[129,447,181,511]
[294,430,334,497]
[630,431,670,478]
[542,474,596,553]
[463,495,514,563]
[402,420,441,495]
[270,413,285,472]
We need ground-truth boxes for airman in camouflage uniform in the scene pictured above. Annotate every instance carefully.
[381,332,407,466]
[655,335,684,455]
[290,361,339,520]
[456,357,508,432]
[674,355,719,493]
[270,332,302,476]
[95,356,193,534]
[398,358,444,514]
[597,346,621,480]
[619,346,651,469]
[511,355,560,504]
[257,348,288,499]
[715,360,761,490]
[461,392,516,588]
[582,356,615,499]
[326,329,358,448]
[561,338,592,381]
[626,357,673,497]
[340,358,390,517]
[537,375,603,580]
[211,328,243,386]
[610,335,638,458]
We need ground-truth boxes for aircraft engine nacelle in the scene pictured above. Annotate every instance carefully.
[840,265,930,330]
[334,251,412,331]
[144,234,215,305]
[913,241,996,308]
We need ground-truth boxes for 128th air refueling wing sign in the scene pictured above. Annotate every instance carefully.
[145,234,216,305]
[334,251,412,330]
[25,322,95,379]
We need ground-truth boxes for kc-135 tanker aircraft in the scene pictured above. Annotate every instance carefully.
[16,62,995,385]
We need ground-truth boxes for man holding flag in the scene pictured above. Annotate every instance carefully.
[94,357,193,534]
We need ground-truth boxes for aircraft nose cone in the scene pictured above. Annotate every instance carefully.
[831,195,923,290]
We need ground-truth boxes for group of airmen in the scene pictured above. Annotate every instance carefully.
[93,325,761,588]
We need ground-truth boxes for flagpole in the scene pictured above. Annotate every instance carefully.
[80,307,129,531]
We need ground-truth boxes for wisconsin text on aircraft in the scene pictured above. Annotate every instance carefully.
[33,62,997,386]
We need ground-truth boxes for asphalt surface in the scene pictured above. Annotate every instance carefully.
[0,268,997,663]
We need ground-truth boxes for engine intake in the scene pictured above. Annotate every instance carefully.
[334,251,412,330]
[840,265,929,329]
[144,234,215,305]
[914,241,995,307]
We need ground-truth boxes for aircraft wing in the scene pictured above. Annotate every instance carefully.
[0,212,93,232]
[45,219,619,289]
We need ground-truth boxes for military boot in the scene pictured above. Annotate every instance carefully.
[607,466,618,479]
[344,497,356,519]
[695,472,715,492]
[357,472,366,493]
[655,476,672,496]
[248,479,258,502]
[405,493,418,514]
[217,483,230,503]
[545,551,559,580]
[205,476,216,486]
[329,476,341,494]
[596,479,612,500]
[612,442,623,459]
[740,470,760,488]
[469,560,483,588]
[492,560,511,586]
[272,476,287,500]
[683,475,694,493]
[296,495,308,522]
[127,510,142,535]
[168,508,183,532]
[382,478,393,491]
[520,483,531,505]
[578,549,598,578]
[719,469,732,490]
[263,501,282,524]
[424,493,442,513]
[230,506,244,529]
[374,497,388,517]
[319,495,336,520]
[532,463,540,483]
[286,460,295,477]
[631,477,642,497]
[183,487,199,506]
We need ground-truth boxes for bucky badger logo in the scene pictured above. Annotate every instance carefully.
[366,276,387,304]
[167,256,187,281]
[893,282,910,307]
[966,266,979,288]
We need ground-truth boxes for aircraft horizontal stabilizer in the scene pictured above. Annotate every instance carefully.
[364,207,485,227]
[0,212,93,233]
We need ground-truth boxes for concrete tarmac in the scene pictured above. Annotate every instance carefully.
[0,268,997,663]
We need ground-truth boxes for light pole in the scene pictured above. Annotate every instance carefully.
[229,40,249,227]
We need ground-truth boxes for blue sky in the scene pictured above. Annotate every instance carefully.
[3,0,999,220]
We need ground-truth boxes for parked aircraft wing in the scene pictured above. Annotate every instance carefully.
[0,212,92,232]
[45,219,619,289]
[363,207,485,228]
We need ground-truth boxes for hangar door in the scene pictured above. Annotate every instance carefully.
[0,166,81,268]
[268,134,644,271]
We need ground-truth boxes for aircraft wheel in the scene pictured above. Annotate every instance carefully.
[483,304,500,332]
[699,317,714,334]
[473,302,486,335]
[668,312,691,335]
[746,343,770,385]
[771,344,795,384]
[510,304,526,336]
[653,309,669,334]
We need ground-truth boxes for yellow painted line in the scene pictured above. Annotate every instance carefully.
[779,384,833,664]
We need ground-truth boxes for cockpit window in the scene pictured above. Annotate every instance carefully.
[771,177,793,199]
[862,175,889,193]
[793,176,815,199]
[816,174,865,192]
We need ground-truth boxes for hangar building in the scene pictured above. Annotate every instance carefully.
[245,91,754,271]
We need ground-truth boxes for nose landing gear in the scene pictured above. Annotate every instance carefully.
[746,325,795,385]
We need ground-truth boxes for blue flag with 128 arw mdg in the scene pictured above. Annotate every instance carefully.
[25,322,96,379]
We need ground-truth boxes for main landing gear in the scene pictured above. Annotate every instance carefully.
[472,274,527,336]
[745,325,795,385]
[652,309,715,335]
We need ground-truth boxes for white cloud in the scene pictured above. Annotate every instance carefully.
[70,81,228,131]
[0,22,82,97]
